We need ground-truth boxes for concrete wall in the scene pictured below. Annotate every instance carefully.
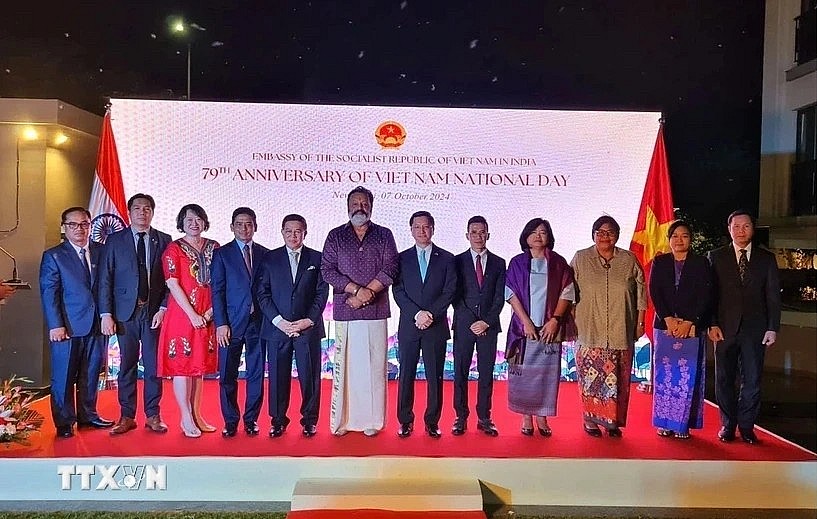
[0,99,100,385]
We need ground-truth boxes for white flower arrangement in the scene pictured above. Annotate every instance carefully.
[0,375,44,446]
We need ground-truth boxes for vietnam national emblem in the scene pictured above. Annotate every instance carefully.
[375,121,406,148]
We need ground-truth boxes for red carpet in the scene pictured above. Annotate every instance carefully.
[286,511,485,519]
[4,379,815,462]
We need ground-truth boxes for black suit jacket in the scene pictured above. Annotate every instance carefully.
[254,245,329,341]
[649,252,713,330]
[707,244,781,338]
[452,250,506,333]
[98,227,171,321]
[393,244,457,343]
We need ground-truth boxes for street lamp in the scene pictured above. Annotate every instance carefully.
[171,20,191,100]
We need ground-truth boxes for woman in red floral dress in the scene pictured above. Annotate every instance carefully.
[157,204,219,437]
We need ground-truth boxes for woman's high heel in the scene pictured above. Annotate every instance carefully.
[193,416,217,433]
[181,419,202,438]
[536,417,552,437]
[521,415,534,436]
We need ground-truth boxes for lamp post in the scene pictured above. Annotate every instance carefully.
[171,20,192,100]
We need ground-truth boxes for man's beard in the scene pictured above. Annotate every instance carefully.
[349,211,370,227]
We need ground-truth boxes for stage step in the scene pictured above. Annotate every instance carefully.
[290,477,483,512]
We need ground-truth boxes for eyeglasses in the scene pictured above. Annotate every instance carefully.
[64,222,91,230]
[594,230,617,238]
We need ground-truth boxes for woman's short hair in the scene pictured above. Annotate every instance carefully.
[591,215,620,240]
[667,220,692,239]
[518,217,555,251]
[176,204,210,233]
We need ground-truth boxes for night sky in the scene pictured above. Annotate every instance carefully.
[1,1,765,231]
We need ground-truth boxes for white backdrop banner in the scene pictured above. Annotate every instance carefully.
[109,99,660,378]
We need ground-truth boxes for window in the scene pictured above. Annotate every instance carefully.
[795,0,816,64]
[792,105,817,215]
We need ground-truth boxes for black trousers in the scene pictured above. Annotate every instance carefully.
[116,304,162,419]
[267,333,322,427]
[714,326,766,432]
[397,336,446,427]
[452,329,498,422]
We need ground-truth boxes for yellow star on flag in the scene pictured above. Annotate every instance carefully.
[631,205,671,263]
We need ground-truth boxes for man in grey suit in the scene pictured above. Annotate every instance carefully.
[98,194,172,435]
[707,209,781,445]
[393,211,457,438]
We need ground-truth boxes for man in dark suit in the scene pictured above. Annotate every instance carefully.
[39,207,113,438]
[707,209,781,445]
[451,216,506,437]
[98,194,172,435]
[211,207,269,437]
[393,211,457,438]
[255,214,329,438]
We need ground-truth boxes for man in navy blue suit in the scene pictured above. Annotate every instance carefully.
[39,207,113,438]
[451,216,506,437]
[211,207,269,437]
[98,194,172,435]
[255,214,329,438]
[393,211,457,438]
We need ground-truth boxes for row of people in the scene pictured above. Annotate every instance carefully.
[38,187,779,445]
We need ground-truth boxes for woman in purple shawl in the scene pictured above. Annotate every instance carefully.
[505,218,577,436]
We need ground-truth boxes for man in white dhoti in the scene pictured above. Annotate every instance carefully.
[321,186,399,436]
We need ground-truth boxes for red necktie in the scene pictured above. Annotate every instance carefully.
[475,254,484,288]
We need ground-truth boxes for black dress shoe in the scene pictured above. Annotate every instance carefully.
[477,420,498,437]
[303,424,317,437]
[56,426,74,438]
[222,423,238,437]
[451,419,466,436]
[425,424,442,438]
[607,427,623,438]
[740,430,759,444]
[79,417,115,429]
[718,427,736,442]
[269,424,286,438]
[397,423,413,438]
[244,422,260,436]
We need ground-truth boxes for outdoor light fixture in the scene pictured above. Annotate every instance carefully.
[21,127,38,141]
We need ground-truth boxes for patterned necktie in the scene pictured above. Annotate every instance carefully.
[136,232,149,301]
[79,248,91,285]
[419,249,428,282]
[243,244,252,276]
[738,248,749,284]
[475,253,484,288]
[290,251,299,282]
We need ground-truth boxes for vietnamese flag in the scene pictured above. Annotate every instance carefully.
[89,108,129,244]
[629,123,675,342]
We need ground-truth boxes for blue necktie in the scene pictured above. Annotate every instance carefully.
[419,249,428,282]
[79,248,91,285]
